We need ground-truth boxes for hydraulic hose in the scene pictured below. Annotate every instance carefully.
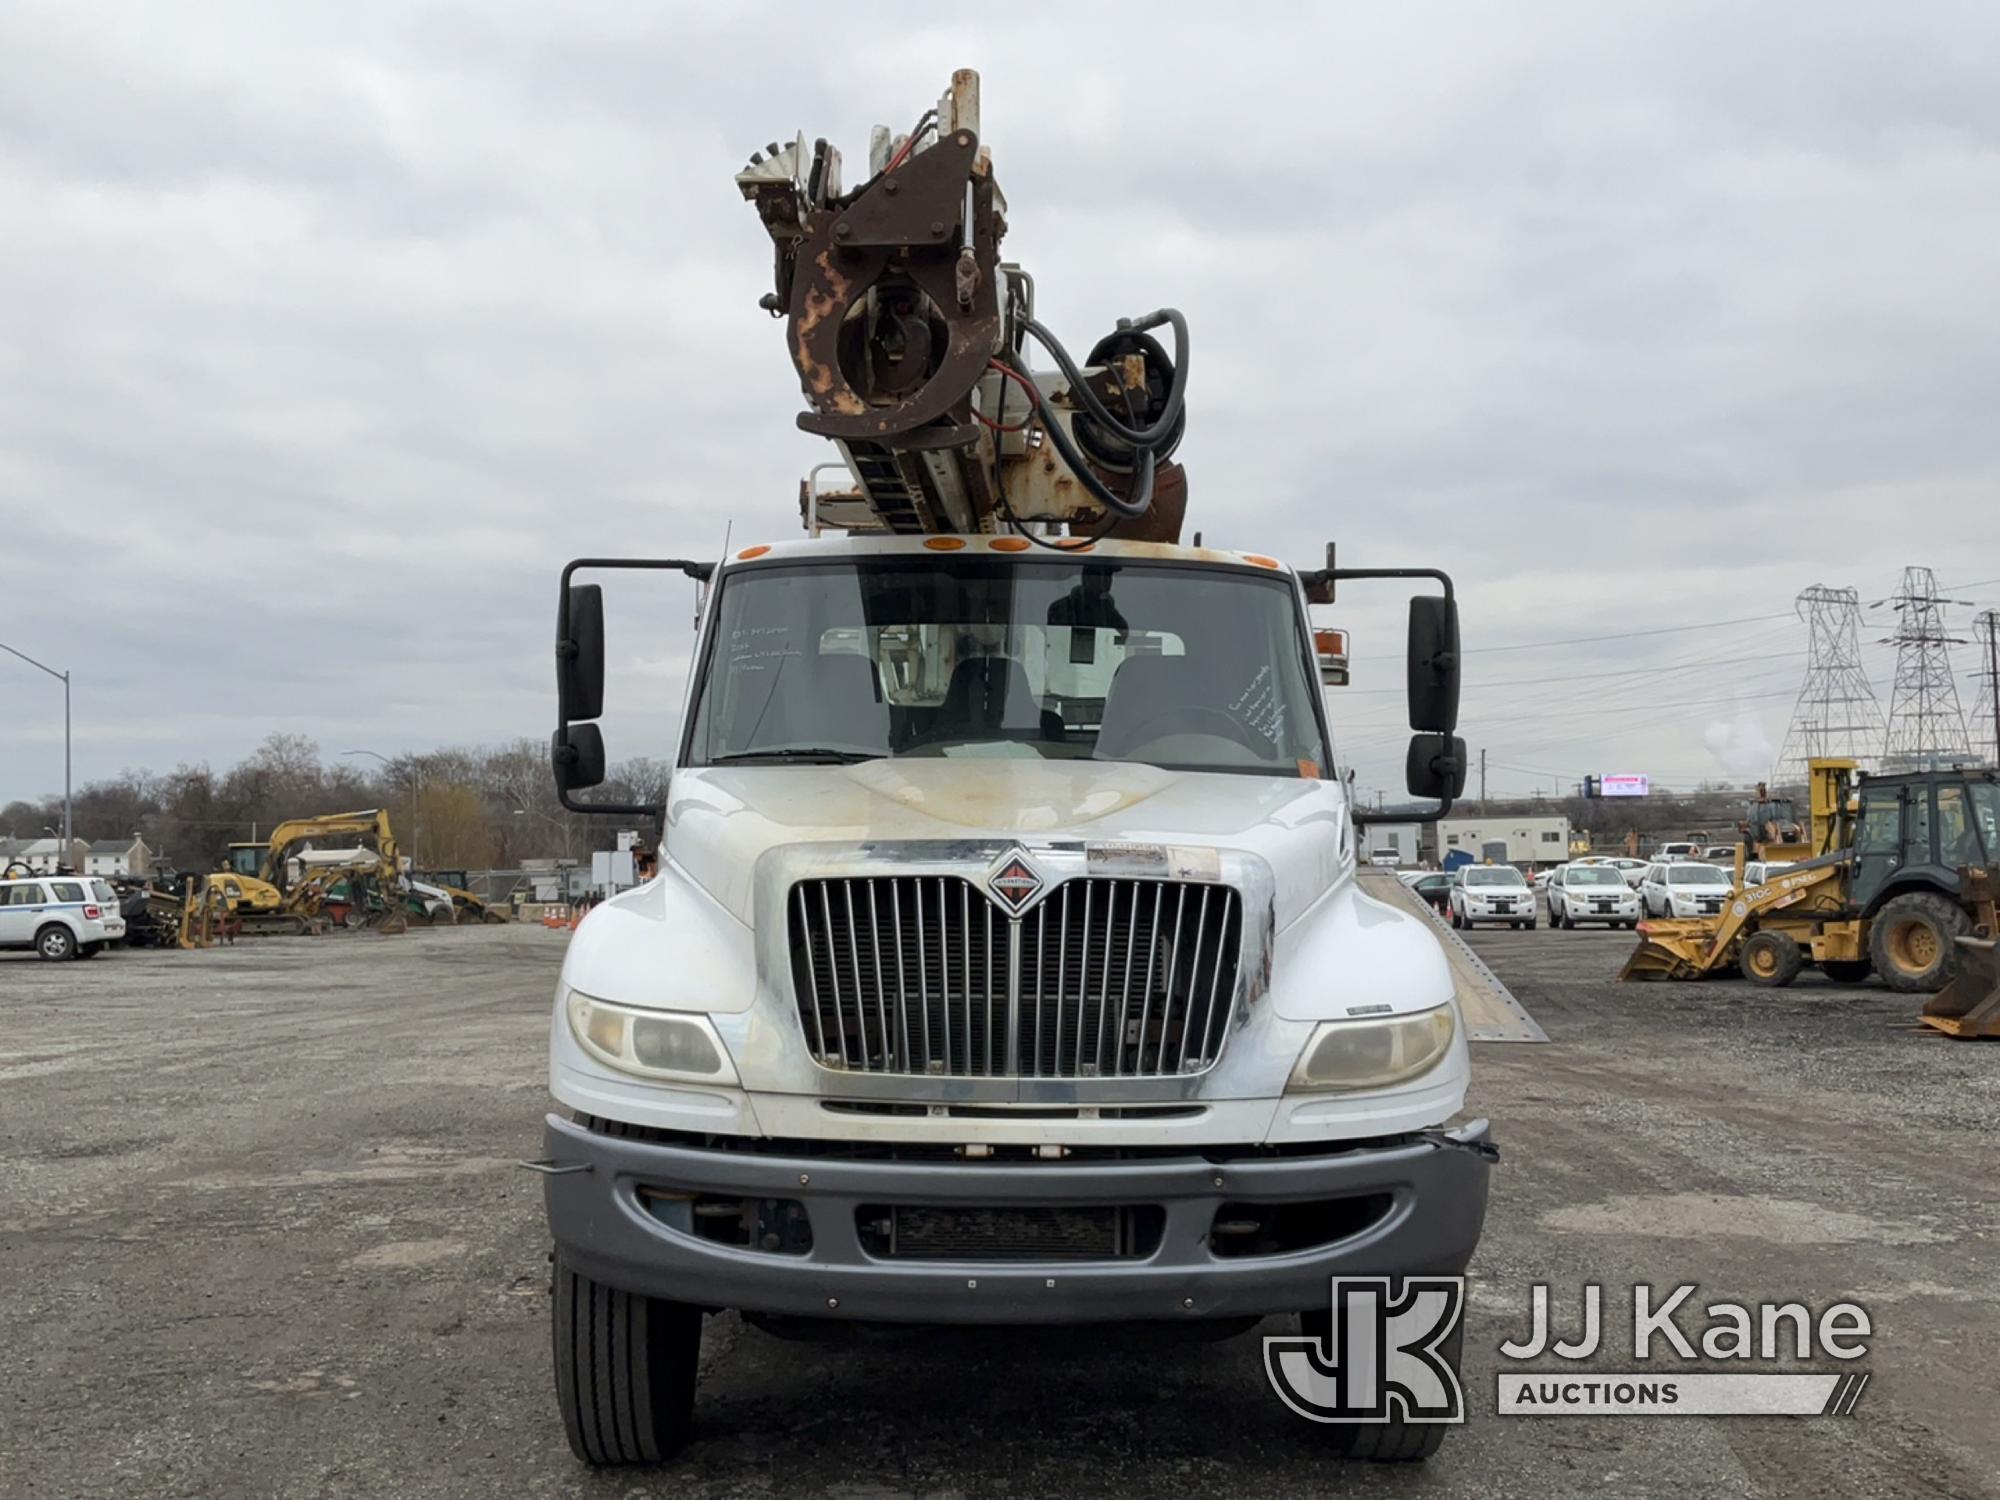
[989,359,1158,519]
[1019,308,1189,449]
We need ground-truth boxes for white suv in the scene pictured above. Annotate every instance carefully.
[0,875,127,960]
[1638,862,1733,919]
[1548,862,1642,929]
[1450,864,1536,929]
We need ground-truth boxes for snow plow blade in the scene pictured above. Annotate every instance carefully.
[1619,918,1731,981]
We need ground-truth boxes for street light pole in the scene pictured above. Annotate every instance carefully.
[2,640,71,852]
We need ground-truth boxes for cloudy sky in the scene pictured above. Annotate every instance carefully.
[4,0,1999,807]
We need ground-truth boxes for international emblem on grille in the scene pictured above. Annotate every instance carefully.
[987,849,1045,915]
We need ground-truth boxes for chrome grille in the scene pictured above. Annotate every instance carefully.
[788,875,1241,1079]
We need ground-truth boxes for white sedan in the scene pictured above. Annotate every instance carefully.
[1450,865,1536,930]
[1547,863,1642,929]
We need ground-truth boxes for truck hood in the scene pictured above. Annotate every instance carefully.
[663,759,1348,929]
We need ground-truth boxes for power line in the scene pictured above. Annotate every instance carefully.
[1463,610,1796,655]
[1339,686,1796,733]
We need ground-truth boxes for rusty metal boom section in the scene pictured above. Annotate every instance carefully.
[736,70,1189,541]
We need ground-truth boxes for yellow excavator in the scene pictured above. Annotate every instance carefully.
[1622,759,2000,1037]
[218,809,408,935]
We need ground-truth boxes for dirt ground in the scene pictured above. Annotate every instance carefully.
[2,920,1995,1498]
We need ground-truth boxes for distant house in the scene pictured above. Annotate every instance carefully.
[0,836,90,874]
[85,837,153,878]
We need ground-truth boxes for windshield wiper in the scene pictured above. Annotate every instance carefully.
[709,748,882,765]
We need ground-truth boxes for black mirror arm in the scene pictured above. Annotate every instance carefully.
[1298,565,1453,604]
[1353,795,1455,828]
[554,556,714,822]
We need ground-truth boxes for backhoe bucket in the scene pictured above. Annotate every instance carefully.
[1619,919,1728,982]
[1922,936,2000,1038]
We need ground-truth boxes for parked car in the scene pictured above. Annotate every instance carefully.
[1701,845,1737,862]
[1638,861,1734,919]
[1533,862,1568,893]
[1653,842,1701,863]
[1742,860,1795,889]
[1603,857,1652,887]
[0,874,127,960]
[1406,870,1456,914]
[1450,865,1536,929]
[1548,863,1641,929]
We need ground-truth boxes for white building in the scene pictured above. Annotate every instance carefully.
[85,836,153,877]
[0,836,89,874]
[1438,816,1571,867]
[1360,821,1424,866]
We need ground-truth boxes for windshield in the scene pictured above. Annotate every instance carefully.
[1669,864,1730,886]
[686,559,1330,776]
[1463,867,1526,887]
[1565,867,1626,887]
[92,880,118,903]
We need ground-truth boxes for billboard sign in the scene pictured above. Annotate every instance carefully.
[1600,774,1651,798]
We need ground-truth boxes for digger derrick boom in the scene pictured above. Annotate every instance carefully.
[736,70,1188,540]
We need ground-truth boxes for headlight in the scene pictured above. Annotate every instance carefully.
[565,989,738,1084]
[1288,1004,1456,1093]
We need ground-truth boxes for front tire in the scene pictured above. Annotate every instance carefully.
[552,1252,701,1465]
[1742,929,1804,987]
[1869,892,1969,993]
[1300,1309,1461,1462]
[36,925,77,961]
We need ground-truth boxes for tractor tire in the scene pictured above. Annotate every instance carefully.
[552,1252,700,1465]
[36,924,77,961]
[1741,930,1804,988]
[1822,960,1873,985]
[1300,1310,1461,1462]
[1869,893,1969,994]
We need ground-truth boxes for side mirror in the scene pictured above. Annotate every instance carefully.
[1406,733,1468,801]
[1407,595,1459,732]
[550,557,712,819]
[1313,627,1349,686]
[559,583,605,721]
[552,724,607,793]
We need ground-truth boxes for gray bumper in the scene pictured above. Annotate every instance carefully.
[538,1114,1494,1324]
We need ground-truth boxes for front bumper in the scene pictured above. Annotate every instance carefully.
[538,1113,1494,1324]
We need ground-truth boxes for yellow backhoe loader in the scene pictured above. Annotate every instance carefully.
[219,809,408,935]
[1621,760,2000,1036]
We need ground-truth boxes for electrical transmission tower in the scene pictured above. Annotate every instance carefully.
[1971,609,2000,769]
[1773,584,1884,786]
[1878,566,1972,771]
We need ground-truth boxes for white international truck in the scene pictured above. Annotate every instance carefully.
[529,73,1489,1467]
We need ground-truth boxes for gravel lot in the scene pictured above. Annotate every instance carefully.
[3,920,1996,1498]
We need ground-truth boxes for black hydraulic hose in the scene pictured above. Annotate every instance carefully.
[988,357,1157,517]
[1019,308,1189,448]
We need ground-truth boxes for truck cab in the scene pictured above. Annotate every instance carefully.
[537,533,1484,1462]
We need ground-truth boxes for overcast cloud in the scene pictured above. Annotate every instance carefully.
[4,0,1998,807]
